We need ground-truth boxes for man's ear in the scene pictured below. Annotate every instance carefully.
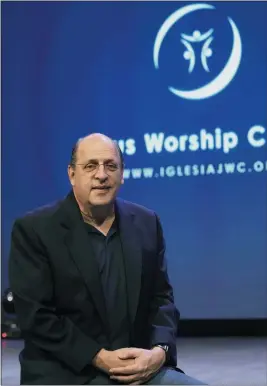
[68,165,75,186]
[121,166,124,185]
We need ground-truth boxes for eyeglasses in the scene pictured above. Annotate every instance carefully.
[76,162,120,174]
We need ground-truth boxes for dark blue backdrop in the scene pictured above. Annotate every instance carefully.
[2,1,267,319]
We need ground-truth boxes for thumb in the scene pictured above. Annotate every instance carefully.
[118,348,141,359]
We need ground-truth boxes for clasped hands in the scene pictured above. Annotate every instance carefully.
[93,346,166,384]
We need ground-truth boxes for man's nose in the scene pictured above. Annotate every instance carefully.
[94,164,108,180]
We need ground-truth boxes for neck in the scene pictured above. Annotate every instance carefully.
[81,205,115,226]
[73,192,115,226]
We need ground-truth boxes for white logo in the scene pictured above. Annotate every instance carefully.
[153,3,242,100]
[181,28,214,73]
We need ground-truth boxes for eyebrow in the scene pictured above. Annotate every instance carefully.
[83,159,117,164]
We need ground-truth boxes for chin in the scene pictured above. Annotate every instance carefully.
[92,200,111,207]
[88,188,118,207]
[90,196,114,207]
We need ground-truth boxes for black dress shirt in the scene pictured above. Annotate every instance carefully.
[84,218,130,349]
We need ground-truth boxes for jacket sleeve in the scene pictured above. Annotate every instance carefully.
[148,214,180,367]
[9,218,103,374]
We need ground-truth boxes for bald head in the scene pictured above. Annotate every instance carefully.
[68,133,124,210]
[70,133,124,169]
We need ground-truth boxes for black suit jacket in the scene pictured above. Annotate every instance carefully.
[9,191,180,385]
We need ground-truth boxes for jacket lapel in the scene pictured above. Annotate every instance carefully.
[116,199,142,325]
[57,192,108,330]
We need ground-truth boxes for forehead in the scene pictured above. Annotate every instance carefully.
[77,137,119,162]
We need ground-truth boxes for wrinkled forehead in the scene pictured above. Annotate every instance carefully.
[77,138,120,163]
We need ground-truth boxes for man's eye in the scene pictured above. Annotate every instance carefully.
[106,164,118,171]
[85,164,96,170]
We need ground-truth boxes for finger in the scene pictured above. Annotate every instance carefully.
[110,375,139,383]
[110,365,139,375]
[118,348,142,359]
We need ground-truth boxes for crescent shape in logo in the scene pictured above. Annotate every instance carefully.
[153,3,215,69]
[169,18,242,99]
[153,3,242,100]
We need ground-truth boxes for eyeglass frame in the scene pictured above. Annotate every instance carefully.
[75,161,123,174]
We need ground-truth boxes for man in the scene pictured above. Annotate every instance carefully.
[9,133,206,385]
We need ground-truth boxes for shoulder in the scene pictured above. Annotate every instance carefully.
[117,197,157,218]
[13,198,63,231]
[116,198,162,231]
[116,198,164,243]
